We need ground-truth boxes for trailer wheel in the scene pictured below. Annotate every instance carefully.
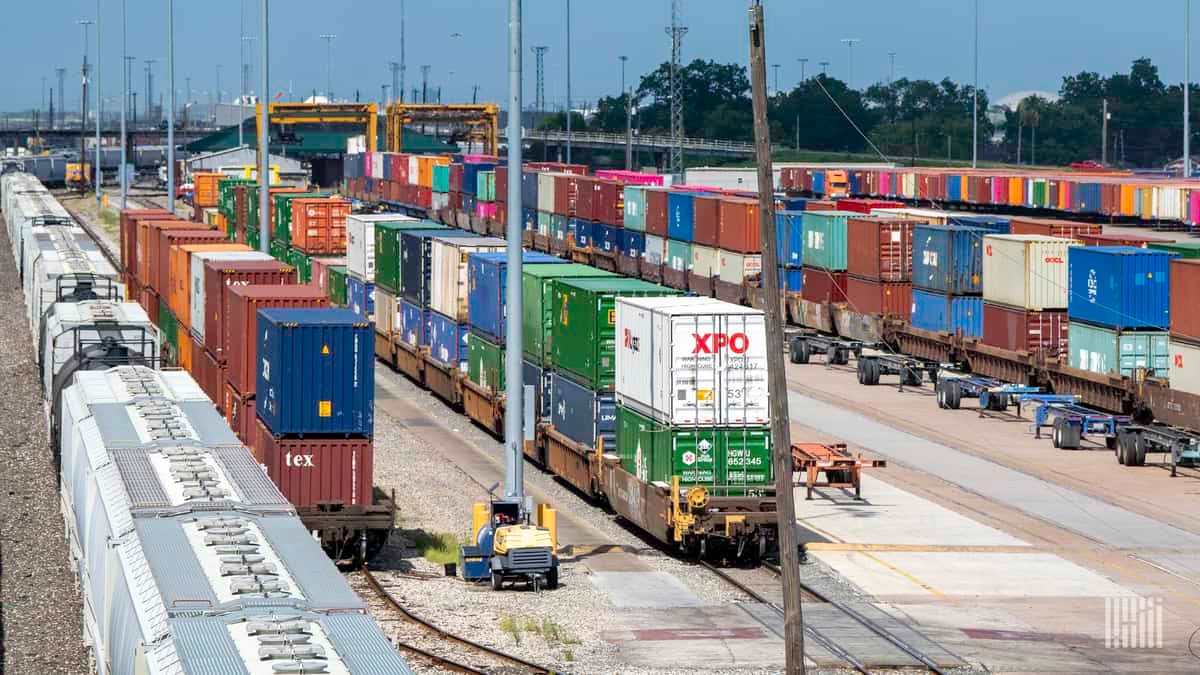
[1053,419,1081,449]
[943,380,962,409]
[790,338,810,364]
[1131,436,1148,467]
[1116,431,1134,465]
[985,392,1009,412]
[1105,435,1118,450]
[902,367,922,387]
[859,359,880,386]
[831,348,850,365]
[936,382,947,408]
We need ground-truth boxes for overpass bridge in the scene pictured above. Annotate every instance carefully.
[503,128,766,158]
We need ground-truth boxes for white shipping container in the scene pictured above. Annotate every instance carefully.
[347,213,416,281]
[615,296,769,426]
[190,251,272,341]
[432,191,449,211]
[981,234,1077,310]
[375,286,400,338]
[537,173,557,213]
[371,152,385,181]
[408,155,420,185]
[644,234,666,266]
[691,245,719,278]
[428,236,505,321]
[1170,339,1200,396]
[719,250,762,285]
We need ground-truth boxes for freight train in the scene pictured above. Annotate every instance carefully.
[0,172,414,675]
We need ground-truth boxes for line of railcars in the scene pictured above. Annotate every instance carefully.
[0,171,413,675]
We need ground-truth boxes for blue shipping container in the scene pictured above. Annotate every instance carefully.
[910,289,983,338]
[812,171,825,195]
[255,308,374,436]
[948,214,1010,234]
[427,310,469,371]
[947,175,962,202]
[667,192,696,242]
[1068,246,1175,330]
[911,225,989,294]
[521,170,539,209]
[1078,183,1102,213]
[399,298,428,347]
[571,218,593,248]
[345,275,375,318]
[594,222,621,254]
[776,211,804,267]
[776,196,809,212]
[467,251,566,342]
[550,371,617,449]
[523,208,538,231]
[620,229,645,258]
[462,162,496,197]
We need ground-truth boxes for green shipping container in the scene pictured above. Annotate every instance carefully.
[272,192,326,244]
[476,171,496,202]
[616,406,773,492]
[1147,241,1200,259]
[801,210,854,271]
[432,165,451,193]
[285,247,312,282]
[270,238,288,262]
[522,263,619,365]
[623,186,647,232]
[550,214,569,241]
[1068,321,1170,377]
[666,239,692,272]
[467,332,505,391]
[328,265,349,306]
[536,211,552,236]
[374,220,449,294]
[247,227,261,251]
[550,277,681,390]
[158,305,179,366]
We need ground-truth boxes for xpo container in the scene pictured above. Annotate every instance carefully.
[1068,321,1170,377]
[982,234,1077,310]
[521,264,618,364]
[550,277,681,391]
[616,406,773,490]
[1169,339,1200,395]
[254,420,374,507]
[255,308,374,436]
[911,225,988,294]
[428,236,506,320]
[615,296,768,426]
[467,254,567,343]
[1067,246,1174,330]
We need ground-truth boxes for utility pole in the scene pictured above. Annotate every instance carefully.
[1186,0,1192,177]
[972,0,979,168]
[167,0,176,214]
[472,84,480,104]
[240,37,256,145]
[389,62,401,105]
[420,65,431,103]
[888,51,896,84]
[94,3,102,205]
[240,0,246,146]
[259,0,270,253]
[565,0,572,163]
[532,47,548,116]
[400,0,407,103]
[320,34,337,100]
[666,0,687,180]
[216,64,223,103]
[145,59,157,121]
[49,87,55,134]
[797,57,808,82]
[619,55,628,94]
[381,84,389,108]
[1102,99,1109,166]
[625,86,634,170]
[56,67,66,129]
[120,0,128,209]
[772,63,780,95]
[503,0,526,505]
[747,4,803,674]
[839,38,860,88]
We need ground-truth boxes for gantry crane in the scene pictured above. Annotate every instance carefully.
[385,103,499,155]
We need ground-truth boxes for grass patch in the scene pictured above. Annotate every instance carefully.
[498,615,523,645]
[99,208,118,227]
[497,615,580,647]
[412,531,463,565]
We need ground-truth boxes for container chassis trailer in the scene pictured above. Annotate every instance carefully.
[1019,394,1130,450]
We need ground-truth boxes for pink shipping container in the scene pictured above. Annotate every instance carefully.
[476,201,498,219]
[1190,191,1200,224]
[255,418,374,508]
[310,256,346,294]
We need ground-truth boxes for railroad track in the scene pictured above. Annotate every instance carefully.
[358,567,556,675]
[59,201,122,272]
[701,561,946,674]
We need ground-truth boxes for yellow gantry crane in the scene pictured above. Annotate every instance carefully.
[385,103,499,155]
[255,102,379,167]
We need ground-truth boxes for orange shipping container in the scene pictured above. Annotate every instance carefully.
[167,243,251,329]
[193,172,223,208]
[120,209,173,282]
[141,220,211,293]
[289,198,350,254]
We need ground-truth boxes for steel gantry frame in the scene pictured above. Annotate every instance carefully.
[386,102,499,155]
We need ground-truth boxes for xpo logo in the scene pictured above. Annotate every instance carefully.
[693,333,750,354]
[285,452,314,467]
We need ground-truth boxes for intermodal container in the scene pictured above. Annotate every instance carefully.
[427,310,469,370]
[1068,321,1170,377]
[346,273,374,318]
[121,210,172,283]
[593,223,621,255]
[467,332,505,391]
[716,198,760,252]
[153,228,226,295]
[202,259,296,357]
[1067,246,1173,330]
[691,245,719,278]
[400,231,481,306]
[289,198,350,254]
[667,192,695,241]
[616,406,773,490]
[1009,217,1100,239]
[429,236,506,320]
[911,225,987,294]
[347,213,417,282]
[948,214,1011,233]
[1169,339,1200,395]
[982,303,1069,356]
[1077,232,1170,248]
[910,289,983,337]
[188,250,272,341]
[399,298,430,347]
[800,267,847,304]
[168,243,254,328]
[621,229,646,259]
[374,222,449,294]
[691,195,721,247]
[623,185,647,231]
[645,188,669,237]
[225,285,330,395]
[571,218,593,248]
[310,255,346,294]
[254,420,374,507]
[272,192,325,244]
[846,217,915,281]
[525,359,553,419]
[644,234,666,266]
[717,251,761,285]
[224,382,257,449]
[666,239,692,272]
[845,277,912,319]
[375,286,398,337]
[550,371,617,449]
[467,255,567,343]
[776,211,804,268]
[550,277,681,390]
[256,308,374,436]
[801,211,854,271]
[1148,241,1200,259]
[521,264,618,364]
[1171,259,1200,341]
[982,234,1077,310]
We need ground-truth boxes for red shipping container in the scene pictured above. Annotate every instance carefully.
[594,180,623,226]
[193,338,223,407]
[805,200,837,211]
[224,382,257,453]
[139,286,160,324]
[835,198,904,214]
[1171,259,1200,342]
[574,176,596,221]
[290,198,350,254]
[1077,232,1171,248]
[691,196,721,248]
[553,175,575,216]
[981,302,1069,356]
[495,166,508,204]
[203,259,297,357]
[139,220,204,290]
[845,277,912,319]
[154,229,227,296]
[800,267,848,304]
[645,188,669,236]
[225,285,330,394]
[255,418,374,507]
[1009,217,1100,239]
[120,209,172,282]
[846,217,916,281]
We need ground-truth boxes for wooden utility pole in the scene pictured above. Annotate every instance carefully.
[748,4,805,674]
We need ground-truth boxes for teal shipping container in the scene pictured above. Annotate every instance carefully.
[666,239,692,272]
[801,210,854,271]
[623,186,648,232]
[1067,321,1170,377]
[432,164,451,193]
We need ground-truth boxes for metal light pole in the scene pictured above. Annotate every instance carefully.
[1102,99,1109,166]
[400,0,406,103]
[504,0,526,503]
[239,0,245,146]
[320,34,337,100]
[167,0,176,214]
[972,0,979,168]
[1185,0,1192,177]
[79,19,94,171]
[619,55,628,94]
[819,60,829,77]
[840,38,860,88]
[216,64,223,103]
[772,63,780,95]
[259,0,270,253]
[120,3,129,209]
[565,0,572,164]
[888,51,896,84]
[94,2,102,205]
[798,57,808,82]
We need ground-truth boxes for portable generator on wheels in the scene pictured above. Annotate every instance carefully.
[460,488,560,591]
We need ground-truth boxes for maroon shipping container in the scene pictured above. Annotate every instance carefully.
[224,382,257,452]
[225,285,330,395]
[574,176,596,221]
[139,287,160,324]
[645,188,669,236]
[845,277,912,319]
[1009,217,1100,239]
[254,418,374,508]
[1171,259,1200,342]
[449,164,464,193]
[203,259,297,357]
[716,198,760,252]
[495,166,508,205]
[846,217,916,282]
[593,180,623,226]
[835,198,904,214]
[194,340,224,409]
[800,267,848,304]
[981,302,1069,356]
[153,229,227,295]
[120,209,172,282]
[688,195,719,247]
[1077,232,1171,248]
[553,174,578,216]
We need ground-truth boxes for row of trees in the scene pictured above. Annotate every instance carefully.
[540,57,1193,168]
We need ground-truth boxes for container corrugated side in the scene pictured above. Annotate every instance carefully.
[550,371,617,449]
[1170,259,1200,342]
[801,211,853,271]
[225,285,330,396]
[1067,246,1173,330]
[521,264,618,365]
[429,237,506,321]
[467,255,567,343]
[255,419,373,507]
[1068,321,1170,377]
[911,225,988,294]
[910,289,983,337]
[1169,338,1200,395]
[982,234,1076,310]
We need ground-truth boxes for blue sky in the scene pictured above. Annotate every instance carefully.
[5,0,1194,112]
